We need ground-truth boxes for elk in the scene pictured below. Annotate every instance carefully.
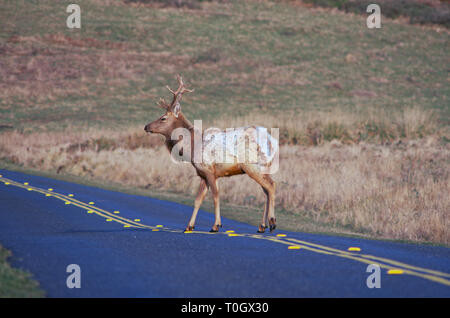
[144,75,278,233]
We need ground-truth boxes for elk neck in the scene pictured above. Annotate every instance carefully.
[163,112,196,157]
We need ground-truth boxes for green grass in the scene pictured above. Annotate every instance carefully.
[0,0,448,132]
[0,245,45,297]
[303,0,450,28]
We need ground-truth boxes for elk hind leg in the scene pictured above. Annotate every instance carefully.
[256,187,270,233]
[241,165,276,233]
[263,174,276,232]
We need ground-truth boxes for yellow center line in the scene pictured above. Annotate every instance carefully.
[1,177,143,229]
[1,175,449,287]
[285,238,450,279]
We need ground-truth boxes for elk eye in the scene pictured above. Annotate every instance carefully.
[161,117,167,122]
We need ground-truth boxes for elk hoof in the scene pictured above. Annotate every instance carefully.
[269,218,277,233]
[257,225,267,233]
[185,225,195,232]
[209,224,222,232]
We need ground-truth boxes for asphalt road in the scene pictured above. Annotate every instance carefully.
[0,169,449,297]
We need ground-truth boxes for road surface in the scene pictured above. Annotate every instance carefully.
[0,169,449,297]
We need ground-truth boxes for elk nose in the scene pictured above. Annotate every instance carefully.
[144,124,151,133]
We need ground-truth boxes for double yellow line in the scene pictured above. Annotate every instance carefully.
[1,174,449,287]
[1,176,149,229]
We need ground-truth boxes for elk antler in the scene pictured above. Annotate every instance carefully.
[166,75,194,107]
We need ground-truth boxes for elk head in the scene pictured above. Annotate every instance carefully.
[144,75,194,138]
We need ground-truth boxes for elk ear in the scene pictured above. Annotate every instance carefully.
[172,101,181,118]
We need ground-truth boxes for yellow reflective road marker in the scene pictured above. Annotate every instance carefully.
[27,188,33,191]
[65,201,71,205]
[156,225,163,228]
[89,202,94,205]
[68,194,74,197]
[228,233,239,237]
[184,231,193,234]
[113,211,120,214]
[24,182,29,185]
[388,269,404,275]
[87,210,94,214]
[134,219,141,222]
[4,182,10,185]
[288,245,301,250]
[45,194,52,197]
[276,234,287,237]
[106,218,113,222]
[348,247,361,252]
[152,229,159,232]
[225,230,234,233]
[124,224,131,228]
[48,188,53,191]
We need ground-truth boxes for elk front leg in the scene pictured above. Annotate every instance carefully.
[208,177,222,232]
[186,178,208,232]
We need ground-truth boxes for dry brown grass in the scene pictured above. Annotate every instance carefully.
[206,106,443,146]
[1,109,448,244]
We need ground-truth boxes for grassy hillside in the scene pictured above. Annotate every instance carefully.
[303,0,450,28]
[1,0,448,131]
[0,0,449,244]
[0,245,44,297]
